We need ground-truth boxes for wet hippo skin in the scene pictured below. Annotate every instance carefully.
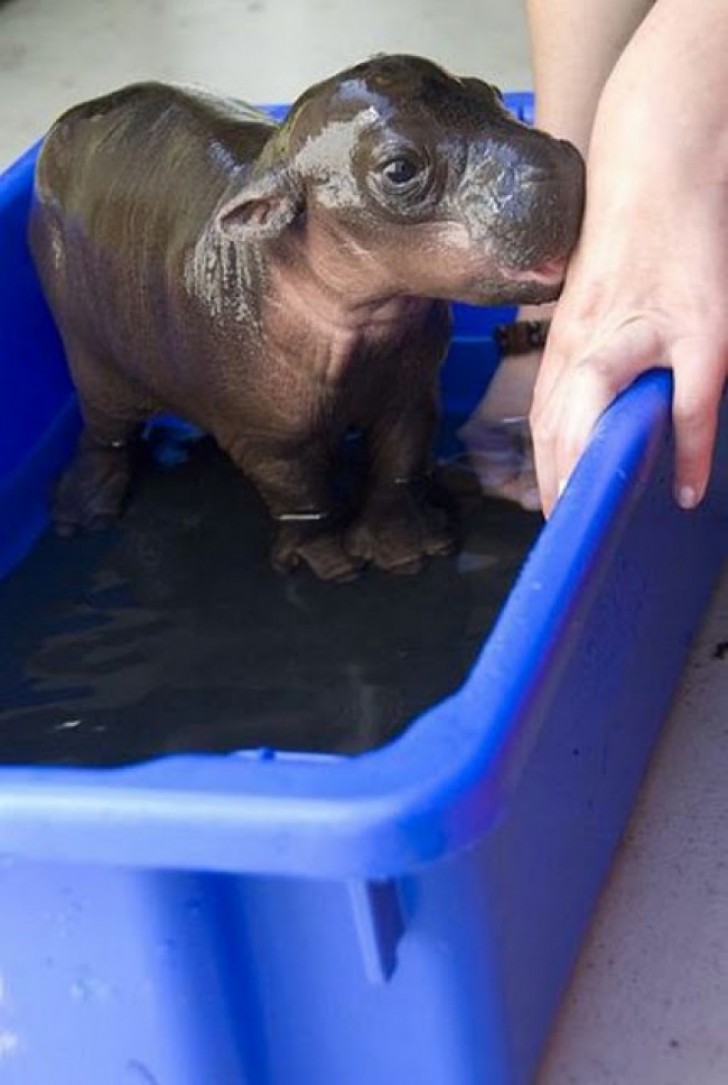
[29,54,584,581]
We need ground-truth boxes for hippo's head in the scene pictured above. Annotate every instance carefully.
[217,55,585,306]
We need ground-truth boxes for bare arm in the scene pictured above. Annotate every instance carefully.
[526,0,655,152]
[530,0,728,514]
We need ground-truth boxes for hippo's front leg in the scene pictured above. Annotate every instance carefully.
[346,387,457,575]
[231,435,364,582]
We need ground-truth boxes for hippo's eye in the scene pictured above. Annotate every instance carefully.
[368,147,433,209]
[381,156,420,186]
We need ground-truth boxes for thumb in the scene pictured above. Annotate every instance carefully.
[533,319,666,516]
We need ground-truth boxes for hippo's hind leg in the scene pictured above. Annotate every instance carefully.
[53,344,148,535]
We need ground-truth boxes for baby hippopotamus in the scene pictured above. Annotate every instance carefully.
[30,54,584,581]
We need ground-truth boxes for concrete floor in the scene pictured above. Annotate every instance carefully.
[1,1,727,1081]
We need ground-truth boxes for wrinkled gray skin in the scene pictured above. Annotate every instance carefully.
[30,54,584,580]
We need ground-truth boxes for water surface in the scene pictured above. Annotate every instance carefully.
[0,441,541,764]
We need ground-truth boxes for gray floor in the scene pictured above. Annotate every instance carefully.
[2,1,727,1082]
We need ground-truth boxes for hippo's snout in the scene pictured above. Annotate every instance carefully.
[462,134,584,266]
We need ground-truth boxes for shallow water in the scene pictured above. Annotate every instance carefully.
[0,441,541,765]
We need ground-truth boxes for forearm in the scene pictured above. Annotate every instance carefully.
[525,0,655,151]
[595,0,728,183]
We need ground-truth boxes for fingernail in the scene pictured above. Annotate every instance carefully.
[557,478,567,497]
[677,485,698,510]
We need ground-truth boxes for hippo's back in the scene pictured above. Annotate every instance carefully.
[32,82,277,242]
[29,84,279,408]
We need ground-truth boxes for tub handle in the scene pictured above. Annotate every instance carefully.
[348,879,405,985]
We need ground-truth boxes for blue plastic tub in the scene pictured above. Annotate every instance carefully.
[1,94,727,1085]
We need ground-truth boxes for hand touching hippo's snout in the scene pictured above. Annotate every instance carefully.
[30,54,584,580]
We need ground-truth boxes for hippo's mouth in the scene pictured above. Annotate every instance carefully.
[511,255,569,286]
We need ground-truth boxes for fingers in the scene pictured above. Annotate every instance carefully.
[671,357,725,509]
[533,321,728,517]
[531,319,664,516]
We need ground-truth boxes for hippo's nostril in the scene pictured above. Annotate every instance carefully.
[520,166,554,186]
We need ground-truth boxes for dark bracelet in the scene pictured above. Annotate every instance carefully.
[493,319,551,357]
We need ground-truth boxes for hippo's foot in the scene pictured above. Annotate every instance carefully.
[53,439,132,536]
[345,481,457,575]
[271,520,365,582]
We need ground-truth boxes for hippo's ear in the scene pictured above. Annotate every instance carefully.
[216,169,303,240]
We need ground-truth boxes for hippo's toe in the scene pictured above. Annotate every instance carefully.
[271,523,365,582]
[346,484,458,574]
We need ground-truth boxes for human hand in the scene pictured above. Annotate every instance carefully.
[530,0,728,517]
